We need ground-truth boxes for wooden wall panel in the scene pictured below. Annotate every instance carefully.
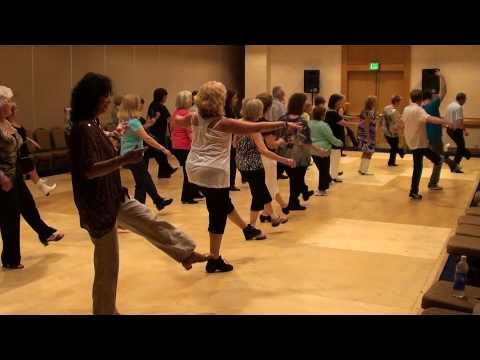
[105,45,135,97]
[72,45,105,87]
[33,46,71,128]
[0,46,34,129]
[1,45,243,130]
[346,45,409,65]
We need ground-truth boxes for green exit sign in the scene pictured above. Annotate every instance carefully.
[370,62,380,71]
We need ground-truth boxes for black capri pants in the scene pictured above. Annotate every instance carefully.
[240,168,273,211]
[199,187,235,235]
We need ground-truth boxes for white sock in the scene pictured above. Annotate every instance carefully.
[359,158,365,173]
[330,149,341,179]
[363,158,370,173]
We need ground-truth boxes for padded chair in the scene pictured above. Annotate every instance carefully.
[447,235,480,258]
[458,215,480,226]
[24,129,37,154]
[50,126,70,172]
[421,280,480,313]
[33,128,53,175]
[456,224,480,238]
[421,307,470,315]
[466,207,480,216]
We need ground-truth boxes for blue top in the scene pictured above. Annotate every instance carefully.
[423,97,441,142]
[120,118,144,155]
[358,110,376,144]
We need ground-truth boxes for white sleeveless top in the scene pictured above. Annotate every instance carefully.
[186,114,232,188]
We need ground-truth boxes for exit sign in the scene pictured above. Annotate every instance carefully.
[370,62,380,71]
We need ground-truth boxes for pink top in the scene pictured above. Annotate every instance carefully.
[170,108,193,150]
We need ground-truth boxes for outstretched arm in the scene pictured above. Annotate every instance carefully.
[215,118,300,135]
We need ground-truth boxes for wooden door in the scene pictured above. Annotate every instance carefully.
[347,71,377,115]
[376,71,405,146]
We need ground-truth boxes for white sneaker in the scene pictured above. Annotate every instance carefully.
[37,178,57,196]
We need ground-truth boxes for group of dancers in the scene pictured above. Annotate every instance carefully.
[0,69,471,314]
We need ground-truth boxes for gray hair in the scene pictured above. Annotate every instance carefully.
[0,85,14,100]
[272,86,284,99]
[176,90,193,109]
[241,98,264,121]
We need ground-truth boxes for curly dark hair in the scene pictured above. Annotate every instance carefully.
[153,88,168,103]
[287,93,307,116]
[70,72,112,123]
[225,89,238,118]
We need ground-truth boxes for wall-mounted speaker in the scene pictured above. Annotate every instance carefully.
[422,69,440,93]
[304,70,320,93]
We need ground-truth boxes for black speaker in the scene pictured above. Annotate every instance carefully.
[304,70,320,93]
[422,69,440,93]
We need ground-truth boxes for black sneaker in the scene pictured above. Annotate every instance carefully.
[409,193,423,200]
[388,163,398,167]
[243,224,267,240]
[288,204,307,211]
[206,256,234,273]
[452,168,464,174]
[156,198,173,211]
[259,214,271,223]
[282,207,290,215]
[302,190,314,201]
[399,149,405,158]
[277,174,288,180]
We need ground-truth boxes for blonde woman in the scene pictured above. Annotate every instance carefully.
[177,81,300,273]
[236,98,293,229]
[170,90,202,204]
[119,94,173,211]
[358,96,377,175]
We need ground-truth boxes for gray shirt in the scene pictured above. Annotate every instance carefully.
[445,101,464,129]
[267,98,286,121]
[381,105,400,138]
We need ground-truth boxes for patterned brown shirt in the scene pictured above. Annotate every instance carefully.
[67,119,127,238]
[0,125,23,178]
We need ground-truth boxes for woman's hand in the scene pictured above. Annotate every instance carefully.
[282,158,296,168]
[0,173,13,192]
[163,149,172,158]
[120,148,145,166]
[317,147,329,157]
[286,122,303,131]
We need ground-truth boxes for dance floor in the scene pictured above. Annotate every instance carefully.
[1,151,478,315]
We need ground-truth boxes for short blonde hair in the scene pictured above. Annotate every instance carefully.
[176,90,193,110]
[241,98,264,121]
[118,94,143,122]
[196,81,226,118]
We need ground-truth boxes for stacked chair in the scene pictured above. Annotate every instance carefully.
[421,185,480,315]
[29,127,70,176]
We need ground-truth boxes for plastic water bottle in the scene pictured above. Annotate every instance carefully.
[453,255,469,298]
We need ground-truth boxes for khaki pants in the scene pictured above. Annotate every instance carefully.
[90,199,196,315]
